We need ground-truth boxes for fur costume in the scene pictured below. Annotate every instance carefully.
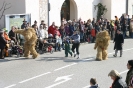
[14,28,38,59]
[94,30,110,61]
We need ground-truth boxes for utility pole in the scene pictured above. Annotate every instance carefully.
[48,0,50,27]
[126,0,128,15]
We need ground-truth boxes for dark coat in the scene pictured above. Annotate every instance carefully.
[0,35,7,49]
[126,68,133,86]
[111,77,127,88]
[114,33,124,50]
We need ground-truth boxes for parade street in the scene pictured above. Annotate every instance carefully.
[0,39,133,88]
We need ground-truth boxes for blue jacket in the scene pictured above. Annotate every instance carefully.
[90,84,99,88]
[70,34,80,43]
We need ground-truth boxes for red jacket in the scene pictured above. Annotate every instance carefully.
[54,30,61,37]
[48,25,56,36]
[91,29,96,37]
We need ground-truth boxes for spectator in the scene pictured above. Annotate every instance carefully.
[65,23,70,36]
[89,78,99,88]
[108,70,127,88]
[38,25,48,50]
[122,20,128,38]
[48,22,56,36]
[90,27,96,43]
[69,22,74,36]
[0,29,7,59]
[32,20,38,29]
[59,25,65,50]
[114,16,119,28]
[54,26,61,51]
[40,20,45,29]
[130,19,133,38]
[79,22,85,43]
[92,18,96,27]
[95,22,100,33]
[126,60,133,87]
[113,29,124,57]
[21,20,27,29]
[33,25,39,38]
[9,26,18,43]
[85,20,92,43]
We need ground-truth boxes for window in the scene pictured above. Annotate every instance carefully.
[132,5,133,15]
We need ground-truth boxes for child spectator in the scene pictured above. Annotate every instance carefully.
[54,26,62,51]
[90,27,96,43]
[90,78,99,88]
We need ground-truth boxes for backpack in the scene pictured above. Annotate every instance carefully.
[118,79,128,88]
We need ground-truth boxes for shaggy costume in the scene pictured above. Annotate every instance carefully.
[14,28,38,59]
[94,30,110,61]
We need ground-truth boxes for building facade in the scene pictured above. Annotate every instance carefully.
[0,0,133,29]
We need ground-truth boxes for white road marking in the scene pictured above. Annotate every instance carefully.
[19,72,51,83]
[45,74,73,88]
[4,84,16,88]
[120,70,128,74]
[54,63,77,71]
[108,48,133,55]
[82,85,90,88]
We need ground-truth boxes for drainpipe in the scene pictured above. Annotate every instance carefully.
[126,0,128,15]
[48,0,50,27]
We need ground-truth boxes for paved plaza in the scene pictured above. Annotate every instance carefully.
[0,39,133,88]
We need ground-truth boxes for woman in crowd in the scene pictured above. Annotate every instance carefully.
[108,70,127,88]
[0,29,7,59]
[126,60,133,87]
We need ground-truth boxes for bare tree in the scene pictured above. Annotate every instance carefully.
[0,1,11,20]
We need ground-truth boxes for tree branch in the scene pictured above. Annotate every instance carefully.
[0,1,5,11]
[0,2,11,20]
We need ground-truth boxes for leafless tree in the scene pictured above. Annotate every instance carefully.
[0,1,11,20]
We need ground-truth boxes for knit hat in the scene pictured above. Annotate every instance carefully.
[128,60,133,67]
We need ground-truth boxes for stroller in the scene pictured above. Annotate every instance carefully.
[8,40,23,57]
[38,34,54,54]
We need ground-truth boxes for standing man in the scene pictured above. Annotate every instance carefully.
[70,31,80,59]
[113,29,124,57]
[0,29,7,59]
[21,20,27,29]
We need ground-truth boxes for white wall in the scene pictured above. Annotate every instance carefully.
[111,0,126,19]
[101,0,112,20]
[25,0,40,26]
[92,0,102,19]
[49,0,99,26]
[0,0,25,29]
[128,0,133,18]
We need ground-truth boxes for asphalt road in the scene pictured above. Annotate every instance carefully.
[0,39,133,88]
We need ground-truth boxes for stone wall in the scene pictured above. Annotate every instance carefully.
[39,0,48,25]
